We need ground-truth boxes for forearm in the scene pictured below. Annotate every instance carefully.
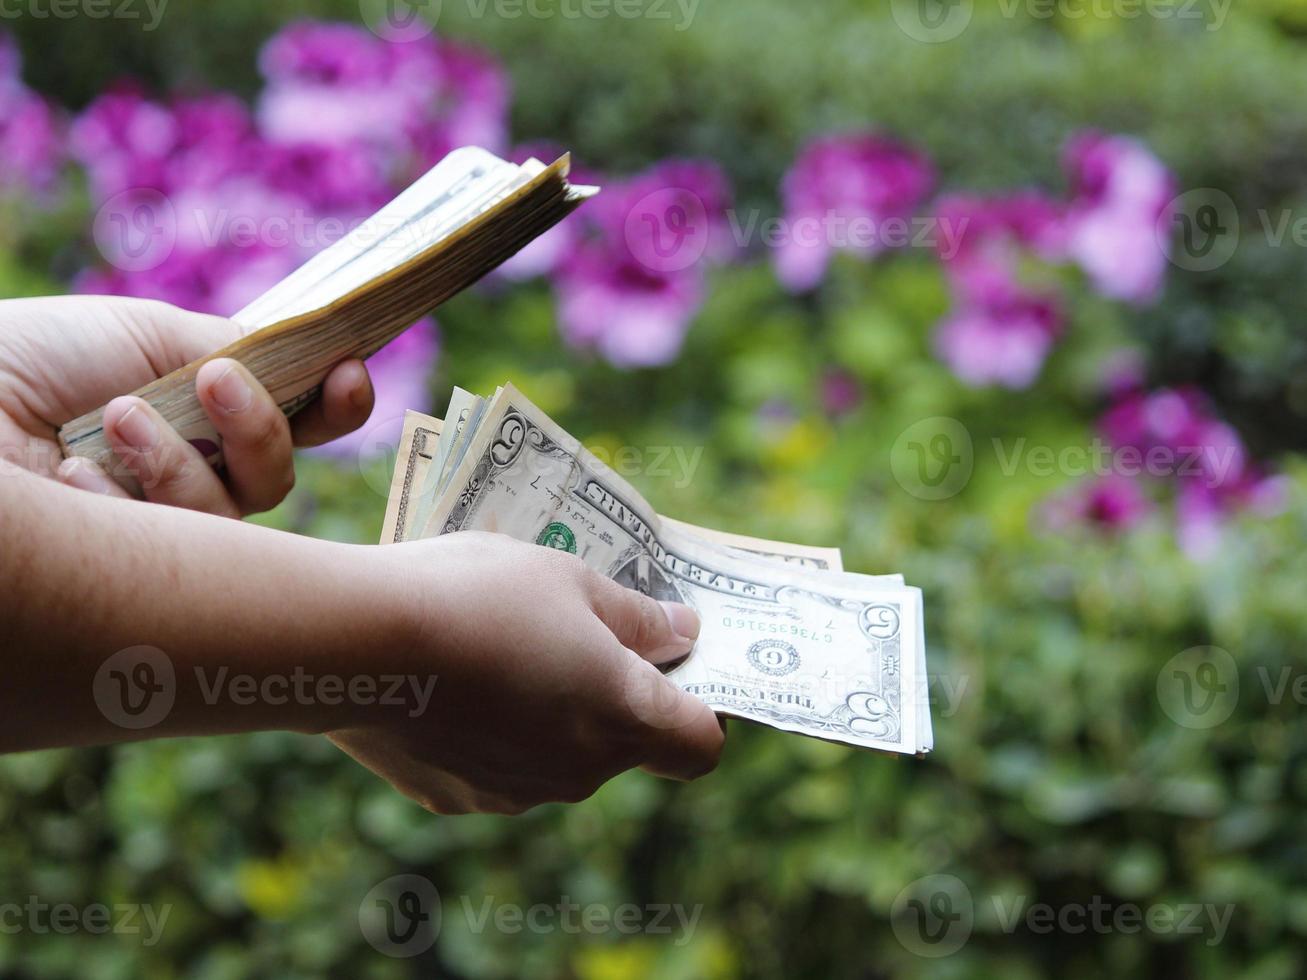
[0,462,407,752]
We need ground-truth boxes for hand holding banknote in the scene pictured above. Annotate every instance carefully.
[385,387,933,756]
[0,295,375,516]
[333,531,724,814]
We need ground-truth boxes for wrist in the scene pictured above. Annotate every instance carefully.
[286,541,434,735]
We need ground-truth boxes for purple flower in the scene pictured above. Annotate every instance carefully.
[933,288,1062,389]
[0,33,62,196]
[1100,386,1211,462]
[310,316,440,460]
[820,368,863,418]
[410,42,509,167]
[256,23,508,179]
[0,88,61,195]
[1098,385,1282,556]
[934,190,1065,278]
[258,21,393,86]
[931,192,1065,388]
[1063,131,1175,304]
[71,91,258,200]
[556,243,704,368]
[552,158,731,367]
[1046,474,1152,533]
[593,158,736,271]
[259,141,391,216]
[774,133,934,292]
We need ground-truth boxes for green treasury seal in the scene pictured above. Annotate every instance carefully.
[536,521,577,553]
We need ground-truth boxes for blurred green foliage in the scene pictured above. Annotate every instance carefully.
[4,2,1307,978]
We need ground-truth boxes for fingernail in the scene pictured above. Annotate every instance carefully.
[114,404,157,451]
[57,458,117,495]
[210,365,252,413]
[659,601,701,643]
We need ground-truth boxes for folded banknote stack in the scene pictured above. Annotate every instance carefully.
[383,386,933,756]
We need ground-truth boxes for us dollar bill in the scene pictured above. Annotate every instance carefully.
[380,413,444,545]
[386,408,851,573]
[391,388,931,755]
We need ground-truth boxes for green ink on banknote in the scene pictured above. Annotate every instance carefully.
[536,521,577,553]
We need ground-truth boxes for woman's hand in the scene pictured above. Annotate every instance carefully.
[0,295,375,516]
[332,532,725,814]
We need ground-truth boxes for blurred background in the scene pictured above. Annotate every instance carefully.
[3,0,1307,976]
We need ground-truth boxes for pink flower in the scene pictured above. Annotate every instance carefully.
[256,23,508,179]
[1046,474,1152,533]
[820,368,862,417]
[0,33,62,196]
[934,190,1065,277]
[258,21,393,85]
[259,141,391,216]
[309,316,440,460]
[774,133,934,292]
[1100,387,1210,461]
[593,158,735,270]
[933,288,1062,389]
[552,158,731,367]
[555,244,703,368]
[71,91,259,200]
[0,89,61,194]
[409,42,509,167]
[1063,131,1175,304]
[1097,384,1282,556]
[931,192,1066,388]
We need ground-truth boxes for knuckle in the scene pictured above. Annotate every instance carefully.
[241,406,290,457]
[632,593,662,648]
[145,443,196,493]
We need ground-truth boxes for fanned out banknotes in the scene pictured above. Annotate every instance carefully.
[383,386,933,756]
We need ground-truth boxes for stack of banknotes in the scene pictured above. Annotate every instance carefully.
[382,384,932,756]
